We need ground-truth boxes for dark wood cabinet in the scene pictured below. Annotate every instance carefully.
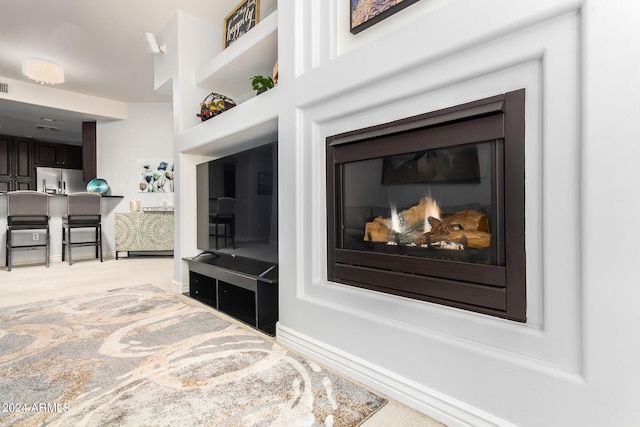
[34,141,83,169]
[82,122,97,182]
[65,145,83,168]
[0,136,34,192]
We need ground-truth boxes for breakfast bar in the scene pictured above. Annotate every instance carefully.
[0,193,123,268]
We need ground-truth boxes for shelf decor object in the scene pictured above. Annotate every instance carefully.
[350,0,420,34]
[196,93,236,122]
[86,178,109,194]
[273,59,278,85]
[250,75,274,95]
[223,0,260,49]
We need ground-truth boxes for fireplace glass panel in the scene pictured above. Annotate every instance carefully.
[340,140,504,266]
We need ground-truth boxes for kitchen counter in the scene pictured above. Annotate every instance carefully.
[1,194,125,267]
[0,192,123,198]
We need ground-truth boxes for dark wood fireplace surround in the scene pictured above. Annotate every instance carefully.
[326,89,526,322]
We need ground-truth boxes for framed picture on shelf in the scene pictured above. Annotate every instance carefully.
[223,0,260,49]
[350,0,420,34]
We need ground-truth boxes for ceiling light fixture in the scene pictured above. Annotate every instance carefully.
[22,58,64,85]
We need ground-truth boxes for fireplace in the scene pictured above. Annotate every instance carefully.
[326,89,526,321]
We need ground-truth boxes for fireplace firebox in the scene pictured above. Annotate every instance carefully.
[326,89,526,321]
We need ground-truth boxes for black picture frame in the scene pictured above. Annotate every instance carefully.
[223,0,260,49]
[350,0,420,34]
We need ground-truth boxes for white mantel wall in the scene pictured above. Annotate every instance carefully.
[279,0,640,425]
[165,0,640,425]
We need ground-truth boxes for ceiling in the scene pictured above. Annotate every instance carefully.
[0,0,239,144]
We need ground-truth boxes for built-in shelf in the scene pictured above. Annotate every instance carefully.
[179,87,279,157]
[178,8,280,155]
[196,10,278,102]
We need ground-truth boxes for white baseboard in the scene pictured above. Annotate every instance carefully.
[172,280,186,294]
[276,323,514,427]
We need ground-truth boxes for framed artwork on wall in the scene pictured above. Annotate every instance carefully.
[138,159,174,193]
[350,0,420,34]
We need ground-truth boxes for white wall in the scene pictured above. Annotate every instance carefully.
[97,103,174,256]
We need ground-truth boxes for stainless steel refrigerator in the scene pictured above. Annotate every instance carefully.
[36,167,86,194]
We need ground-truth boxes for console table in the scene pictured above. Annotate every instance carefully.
[186,252,278,335]
[115,211,174,259]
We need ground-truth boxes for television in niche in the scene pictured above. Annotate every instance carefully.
[196,142,278,264]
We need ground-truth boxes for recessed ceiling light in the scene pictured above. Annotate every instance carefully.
[40,117,56,122]
[36,124,60,131]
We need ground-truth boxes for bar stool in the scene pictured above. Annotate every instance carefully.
[5,191,50,271]
[62,192,103,265]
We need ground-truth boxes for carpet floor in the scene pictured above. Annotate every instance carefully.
[0,284,387,426]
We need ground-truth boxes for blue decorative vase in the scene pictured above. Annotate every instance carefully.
[87,178,109,194]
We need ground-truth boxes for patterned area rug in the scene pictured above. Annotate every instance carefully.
[0,285,386,426]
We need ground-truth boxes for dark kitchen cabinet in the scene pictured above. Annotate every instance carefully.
[82,122,97,182]
[34,141,83,169]
[0,135,34,192]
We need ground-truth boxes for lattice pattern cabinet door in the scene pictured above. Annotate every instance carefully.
[115,212,174,258]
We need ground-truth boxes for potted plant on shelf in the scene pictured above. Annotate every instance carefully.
[250,75,275,95]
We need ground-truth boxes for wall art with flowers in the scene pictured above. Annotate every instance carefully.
[138,159,175,192]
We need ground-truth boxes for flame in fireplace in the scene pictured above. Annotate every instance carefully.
[385,197,442,245]
[422,197,441,233]
[389,203,401,234]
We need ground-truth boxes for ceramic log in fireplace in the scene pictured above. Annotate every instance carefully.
[326,89,526,321]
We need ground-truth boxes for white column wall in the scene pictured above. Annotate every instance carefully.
[274,0,640,426]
